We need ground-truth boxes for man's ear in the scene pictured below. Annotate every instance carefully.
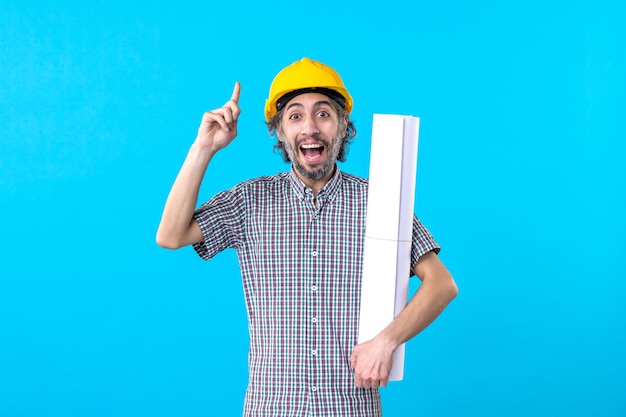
[276,125,286,142]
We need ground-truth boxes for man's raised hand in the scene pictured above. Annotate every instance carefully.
[195,82,241,154]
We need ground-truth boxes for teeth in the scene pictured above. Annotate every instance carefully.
[301,144,322,149]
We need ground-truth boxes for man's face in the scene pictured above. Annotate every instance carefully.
[278,92,345,183]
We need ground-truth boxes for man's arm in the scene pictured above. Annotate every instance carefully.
[156,82,241,249]
[350,250,458,389]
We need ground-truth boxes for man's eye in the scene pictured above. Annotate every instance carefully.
[289,113,300,120]
[318,111,329,117]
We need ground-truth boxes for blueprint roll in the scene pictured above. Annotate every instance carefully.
[358,114,420,381]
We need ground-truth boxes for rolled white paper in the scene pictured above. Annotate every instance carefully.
[358,114,420,381]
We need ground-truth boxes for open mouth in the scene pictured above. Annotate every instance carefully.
[300,143,325,164]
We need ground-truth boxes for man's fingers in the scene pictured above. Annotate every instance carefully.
[222,82,241,121]
[358,378,378,390]
[230,81,241,104]
[203,110,230,132]
[216,106,234,124]
[351,340,389,390]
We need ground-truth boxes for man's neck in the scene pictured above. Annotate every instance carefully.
[293,165,336,197]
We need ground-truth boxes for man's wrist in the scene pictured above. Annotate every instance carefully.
[376,329,401,353]
[190,140,216,161]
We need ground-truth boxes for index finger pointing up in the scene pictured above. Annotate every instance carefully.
[230,81,241,104]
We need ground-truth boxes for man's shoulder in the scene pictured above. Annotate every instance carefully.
[232,172,291,191]
[339,171,369,188]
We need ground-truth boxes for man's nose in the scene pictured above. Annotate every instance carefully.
[301,116,320,136]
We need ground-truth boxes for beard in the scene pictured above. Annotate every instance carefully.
[283,133,343,181]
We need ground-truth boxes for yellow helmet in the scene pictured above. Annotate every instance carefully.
[264,57,353,121]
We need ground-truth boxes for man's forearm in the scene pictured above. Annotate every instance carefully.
[384,275,457,350]
[379,253,458,350]
[156,142,215,248]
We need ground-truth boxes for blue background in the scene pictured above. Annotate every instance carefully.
[1,1,624,416]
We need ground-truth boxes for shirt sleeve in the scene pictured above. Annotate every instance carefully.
[192,186,246,261]
[410,215,441,272]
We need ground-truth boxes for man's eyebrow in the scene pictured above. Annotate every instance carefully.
[314,100,333,108]
[285,102,303,111]
[285,100,334,112]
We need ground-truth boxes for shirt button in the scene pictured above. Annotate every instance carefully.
[312,317,317,323]
[311,349,317,356]
[311,285,317,291]
[312,250,318,257]
[311,386,317,392]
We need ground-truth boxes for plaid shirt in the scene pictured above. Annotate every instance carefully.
[193,168,440,417]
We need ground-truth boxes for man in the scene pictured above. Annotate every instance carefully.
[157,57,457,416]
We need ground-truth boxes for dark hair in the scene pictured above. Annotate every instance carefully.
[266,98,357,163]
